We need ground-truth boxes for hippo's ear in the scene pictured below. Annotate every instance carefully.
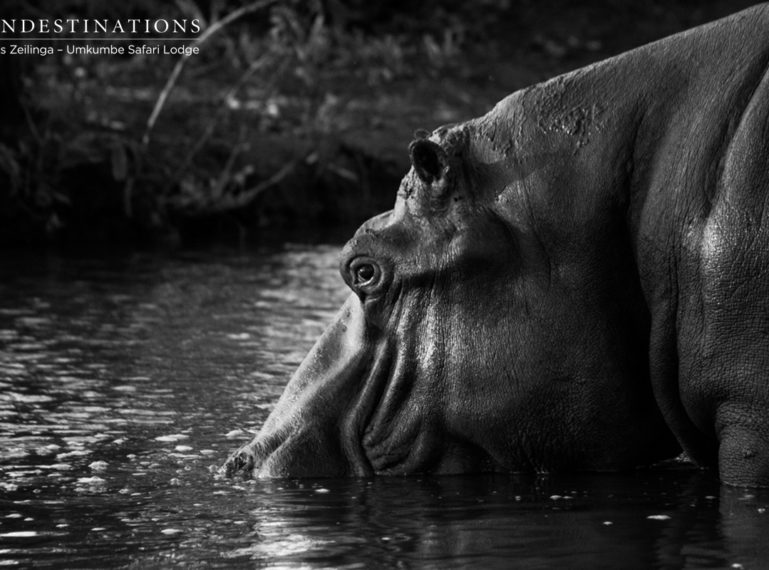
[409,139,448,185]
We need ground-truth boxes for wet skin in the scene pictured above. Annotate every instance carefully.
[225,4,769,486]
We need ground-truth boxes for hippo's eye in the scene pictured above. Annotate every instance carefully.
[354,263,376,285]
[347,257,383,293]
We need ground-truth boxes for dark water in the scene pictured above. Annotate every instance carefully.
[0,245,767,569]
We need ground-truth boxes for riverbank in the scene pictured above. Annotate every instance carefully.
[0,0,757,247]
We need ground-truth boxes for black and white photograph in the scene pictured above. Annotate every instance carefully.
[1,1,768,567]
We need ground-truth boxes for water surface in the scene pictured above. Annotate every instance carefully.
[0,246,767,568]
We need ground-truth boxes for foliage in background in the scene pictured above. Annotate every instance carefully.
[0,0,759,246]
[2,0,486,245]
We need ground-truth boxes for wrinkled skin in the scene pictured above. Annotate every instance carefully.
[225,4,769,486]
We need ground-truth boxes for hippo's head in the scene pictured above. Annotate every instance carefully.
[225,118,678,479]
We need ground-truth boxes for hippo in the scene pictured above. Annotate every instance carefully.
[225,4,769,486]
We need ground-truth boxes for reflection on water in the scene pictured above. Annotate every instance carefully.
[0,246,767,568]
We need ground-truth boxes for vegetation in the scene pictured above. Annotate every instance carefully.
[0,0,758,246]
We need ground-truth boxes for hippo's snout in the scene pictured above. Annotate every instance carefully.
[221,434,280,479]
[222,423,361,479]
[221,295,378,479]
[221,444,257,479]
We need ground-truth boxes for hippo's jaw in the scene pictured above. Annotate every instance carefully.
[223,286,498,479]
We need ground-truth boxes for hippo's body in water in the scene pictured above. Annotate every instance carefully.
[225,5,769,486]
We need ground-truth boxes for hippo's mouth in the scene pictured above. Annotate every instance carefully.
[222,296,399,478]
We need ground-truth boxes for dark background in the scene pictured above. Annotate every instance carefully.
[0,0,759,248]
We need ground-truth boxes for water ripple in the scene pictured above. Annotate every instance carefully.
[0,247,767,568]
